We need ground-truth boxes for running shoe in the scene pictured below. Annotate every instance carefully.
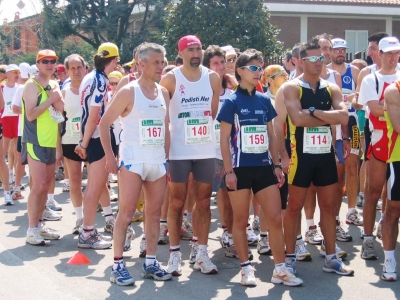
[180,226,193,240]
[376,222,382,240]
[11,187,22,201]
[381,259,397,281]
[225,244,253,261]
[47,199,62,211]
[139,237,146,257]
[304,225,323,245]
[78,230,112,249]
[108,173,118,183]
[295,238,311,261]
[320,241,347,259]
[240,266,257,286]
[285,256,297,274]
[247,225,258,245]
[104,217,115,233]
[167,251,182,276]
[361,238,377,260]
[124,225,135,251]
[194,251,218,274]
[158,223,168,245]
[97,203,103,212]
[356,194,364,207]
[55,167,64,181]
[93,228,113,242]
[62,181,70,193]
[220,229,228,248]
[26,227,45,245]
[42,206,62,221]
[271,265,303,286]
[141,261,172,281]
[252,218,260,231]
[131,210,143,222]
[257,235,272,255]
[189,241,198,264]
[39,223,60,240]
[376,199,382,210]
[336,222,352,242]
[110,264,135,286]
[323,255,354,276]
[72,218,83,234]
[109,188,118,202]
[82,165,88,180]
[346,210,363,226]
[4,192,13,206]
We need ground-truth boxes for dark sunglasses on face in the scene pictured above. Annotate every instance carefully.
[40,59,57,65]
[240,65,263,72]
[302,56,325,63]
[109,82,119,86]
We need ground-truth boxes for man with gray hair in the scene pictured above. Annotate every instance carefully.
[99,43,172,285]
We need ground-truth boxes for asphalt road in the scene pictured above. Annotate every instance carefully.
[0,174,399,300]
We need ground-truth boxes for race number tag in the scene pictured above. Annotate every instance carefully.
[241,125,268,153]
[303,127,332,154]
[184,118,212,145]
[70,116,81,137]
[49,106,65,123]
[5,101,12,115]
[139,119,165,147]
[214,123,220,147]
[342,88,352,110]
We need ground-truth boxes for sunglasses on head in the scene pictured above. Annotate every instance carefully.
[227,58,236,63]
[302,56,325,63]
[40,59,57,65]
[240,65,263,72]
[109,82,118,86]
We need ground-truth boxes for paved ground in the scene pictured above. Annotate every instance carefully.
[0,174,399,300]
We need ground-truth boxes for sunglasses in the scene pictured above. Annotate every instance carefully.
[0,70,5,74]
[240,65,263,72]
[333,49,346,54]
[40,59,57,65]
[302,56,325,63]
[227,58,236,63]
[109,82,119,86]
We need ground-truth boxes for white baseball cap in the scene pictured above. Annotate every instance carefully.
[19,62,30,79]
[221,45,237,58]
[379,37,400,52]
[332,38,349,49]
[6,64,20,73]
[29,64,39,77]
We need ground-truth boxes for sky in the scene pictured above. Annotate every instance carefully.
[0,0,43,22]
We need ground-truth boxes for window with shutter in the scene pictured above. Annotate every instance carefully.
[345,30,368,55]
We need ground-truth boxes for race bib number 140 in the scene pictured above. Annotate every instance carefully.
[185,118,212,145]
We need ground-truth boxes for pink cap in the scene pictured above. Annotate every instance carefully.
[178,35,202,52]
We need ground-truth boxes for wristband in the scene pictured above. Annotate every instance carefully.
[79,140,87,149]
[342,137,351,141]
[274,164,282,169]
[224,170,234,175]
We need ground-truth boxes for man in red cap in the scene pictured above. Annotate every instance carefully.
[160,35,220,276]
[56,64,68,89]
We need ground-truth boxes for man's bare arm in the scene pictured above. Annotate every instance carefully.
[385,83,400,133]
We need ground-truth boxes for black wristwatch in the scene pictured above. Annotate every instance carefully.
[342,137,351,142]
[274,164,282,169]
[309,107,316,116]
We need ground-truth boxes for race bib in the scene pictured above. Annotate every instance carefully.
[214,123,220,147]
[342,88,353,110]
[139,119,165,147]
[303,127,332,154]
[184,118,212,145]
[241,125,268,154]
[70,117,81,137]
[49,106,65,123]
[5,101,12,115]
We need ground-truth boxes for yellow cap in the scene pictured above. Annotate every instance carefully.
[108,71,123,79]
[97,43,119,58]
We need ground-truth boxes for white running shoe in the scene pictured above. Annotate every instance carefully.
[26,227,45,245]
[42,206,62,221]
[39,222,60,240]
[194,251,218,274]
[189,241,198,264]
[4,192,13,206]
[320,240,347,259]
[257,235,272,255]
[376,199,382,210]
[47,199,62,211]
[104,217,115,233]
[167,251,182,276]
[376,222,382,240]
[240,266,257,286]
[246,225,258,245]
[124,225,135,251]
[304,225,323,245]
[252,218,260,231]
[73,218,83,234]
[62,181,70,193]
[220,229,228,248]
[381,258,397,281]
[346,210,363,226]
[109,188,118,202]
[139,237,146,257]
[295,238,311,261]
[271,265,303,286]
[158,223,168,245]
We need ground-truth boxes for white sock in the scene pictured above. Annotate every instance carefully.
[186,211,192,219]
[384,250,395,264]
[275,262,285,272]
[359,192,364,197]
[254,215,259,221]
[74,206,83,220]
[103,205,112,216]
[296,235,302,240]
[228,233,233,246]
[198,244,207,253]
[47,194,54,202]
[379,214,384,223]
[306,219,315,229]
[336,216,339,221]
[65,179,70,184]
[145,255,156,266]
[348,208,356,214]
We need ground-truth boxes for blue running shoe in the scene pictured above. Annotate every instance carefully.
[323,255,354,276]
[110,265,135,286]
[141,261,172,281]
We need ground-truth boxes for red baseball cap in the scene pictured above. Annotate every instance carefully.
[56,64,66,75]
[178,35,202,52]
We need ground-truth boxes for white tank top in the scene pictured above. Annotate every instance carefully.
[119,81,166,164]
[2,85,19,117]
[169,66,215,159]
[63,87,82,145]
[215,88,232,160]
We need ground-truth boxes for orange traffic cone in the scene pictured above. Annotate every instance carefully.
[67,252,91,265]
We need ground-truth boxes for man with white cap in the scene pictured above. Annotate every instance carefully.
[2,64,20,205]
[358,36,400,260]
[221,45,237,77]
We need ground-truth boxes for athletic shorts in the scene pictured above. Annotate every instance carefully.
[120,161,166,182]
[364,119,371,162]
[348,115,360,156]
[387,162,400,201]
[214,159,226,190]
[86,130,117,164]
[357,110,366,137]
[62,143,86,162]
[225,165,278,195]
[169,158,216,184]
[21,142,56,165]
[0,124,2,140]
[280,173,288,210]
[2,116,18,139]
[366,129,388,162]
[288,151,338,188]
[17,136,22,153]
[335,140,344,164]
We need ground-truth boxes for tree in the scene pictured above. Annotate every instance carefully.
[164,0,282,59]
[41,0,170,62]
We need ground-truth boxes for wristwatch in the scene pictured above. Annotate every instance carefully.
[309,107,316,116]
[342,137,351,142]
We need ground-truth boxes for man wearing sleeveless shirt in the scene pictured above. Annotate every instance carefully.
[100,43,172,285]
[358,37,400,260]
[23,49,64,245]
[282,40,354,277]
[160,35,220,276]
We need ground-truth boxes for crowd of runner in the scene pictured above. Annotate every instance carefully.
[1,31,400,287]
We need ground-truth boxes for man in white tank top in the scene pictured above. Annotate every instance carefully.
[160,35,220,276]
[100,43,172,285]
